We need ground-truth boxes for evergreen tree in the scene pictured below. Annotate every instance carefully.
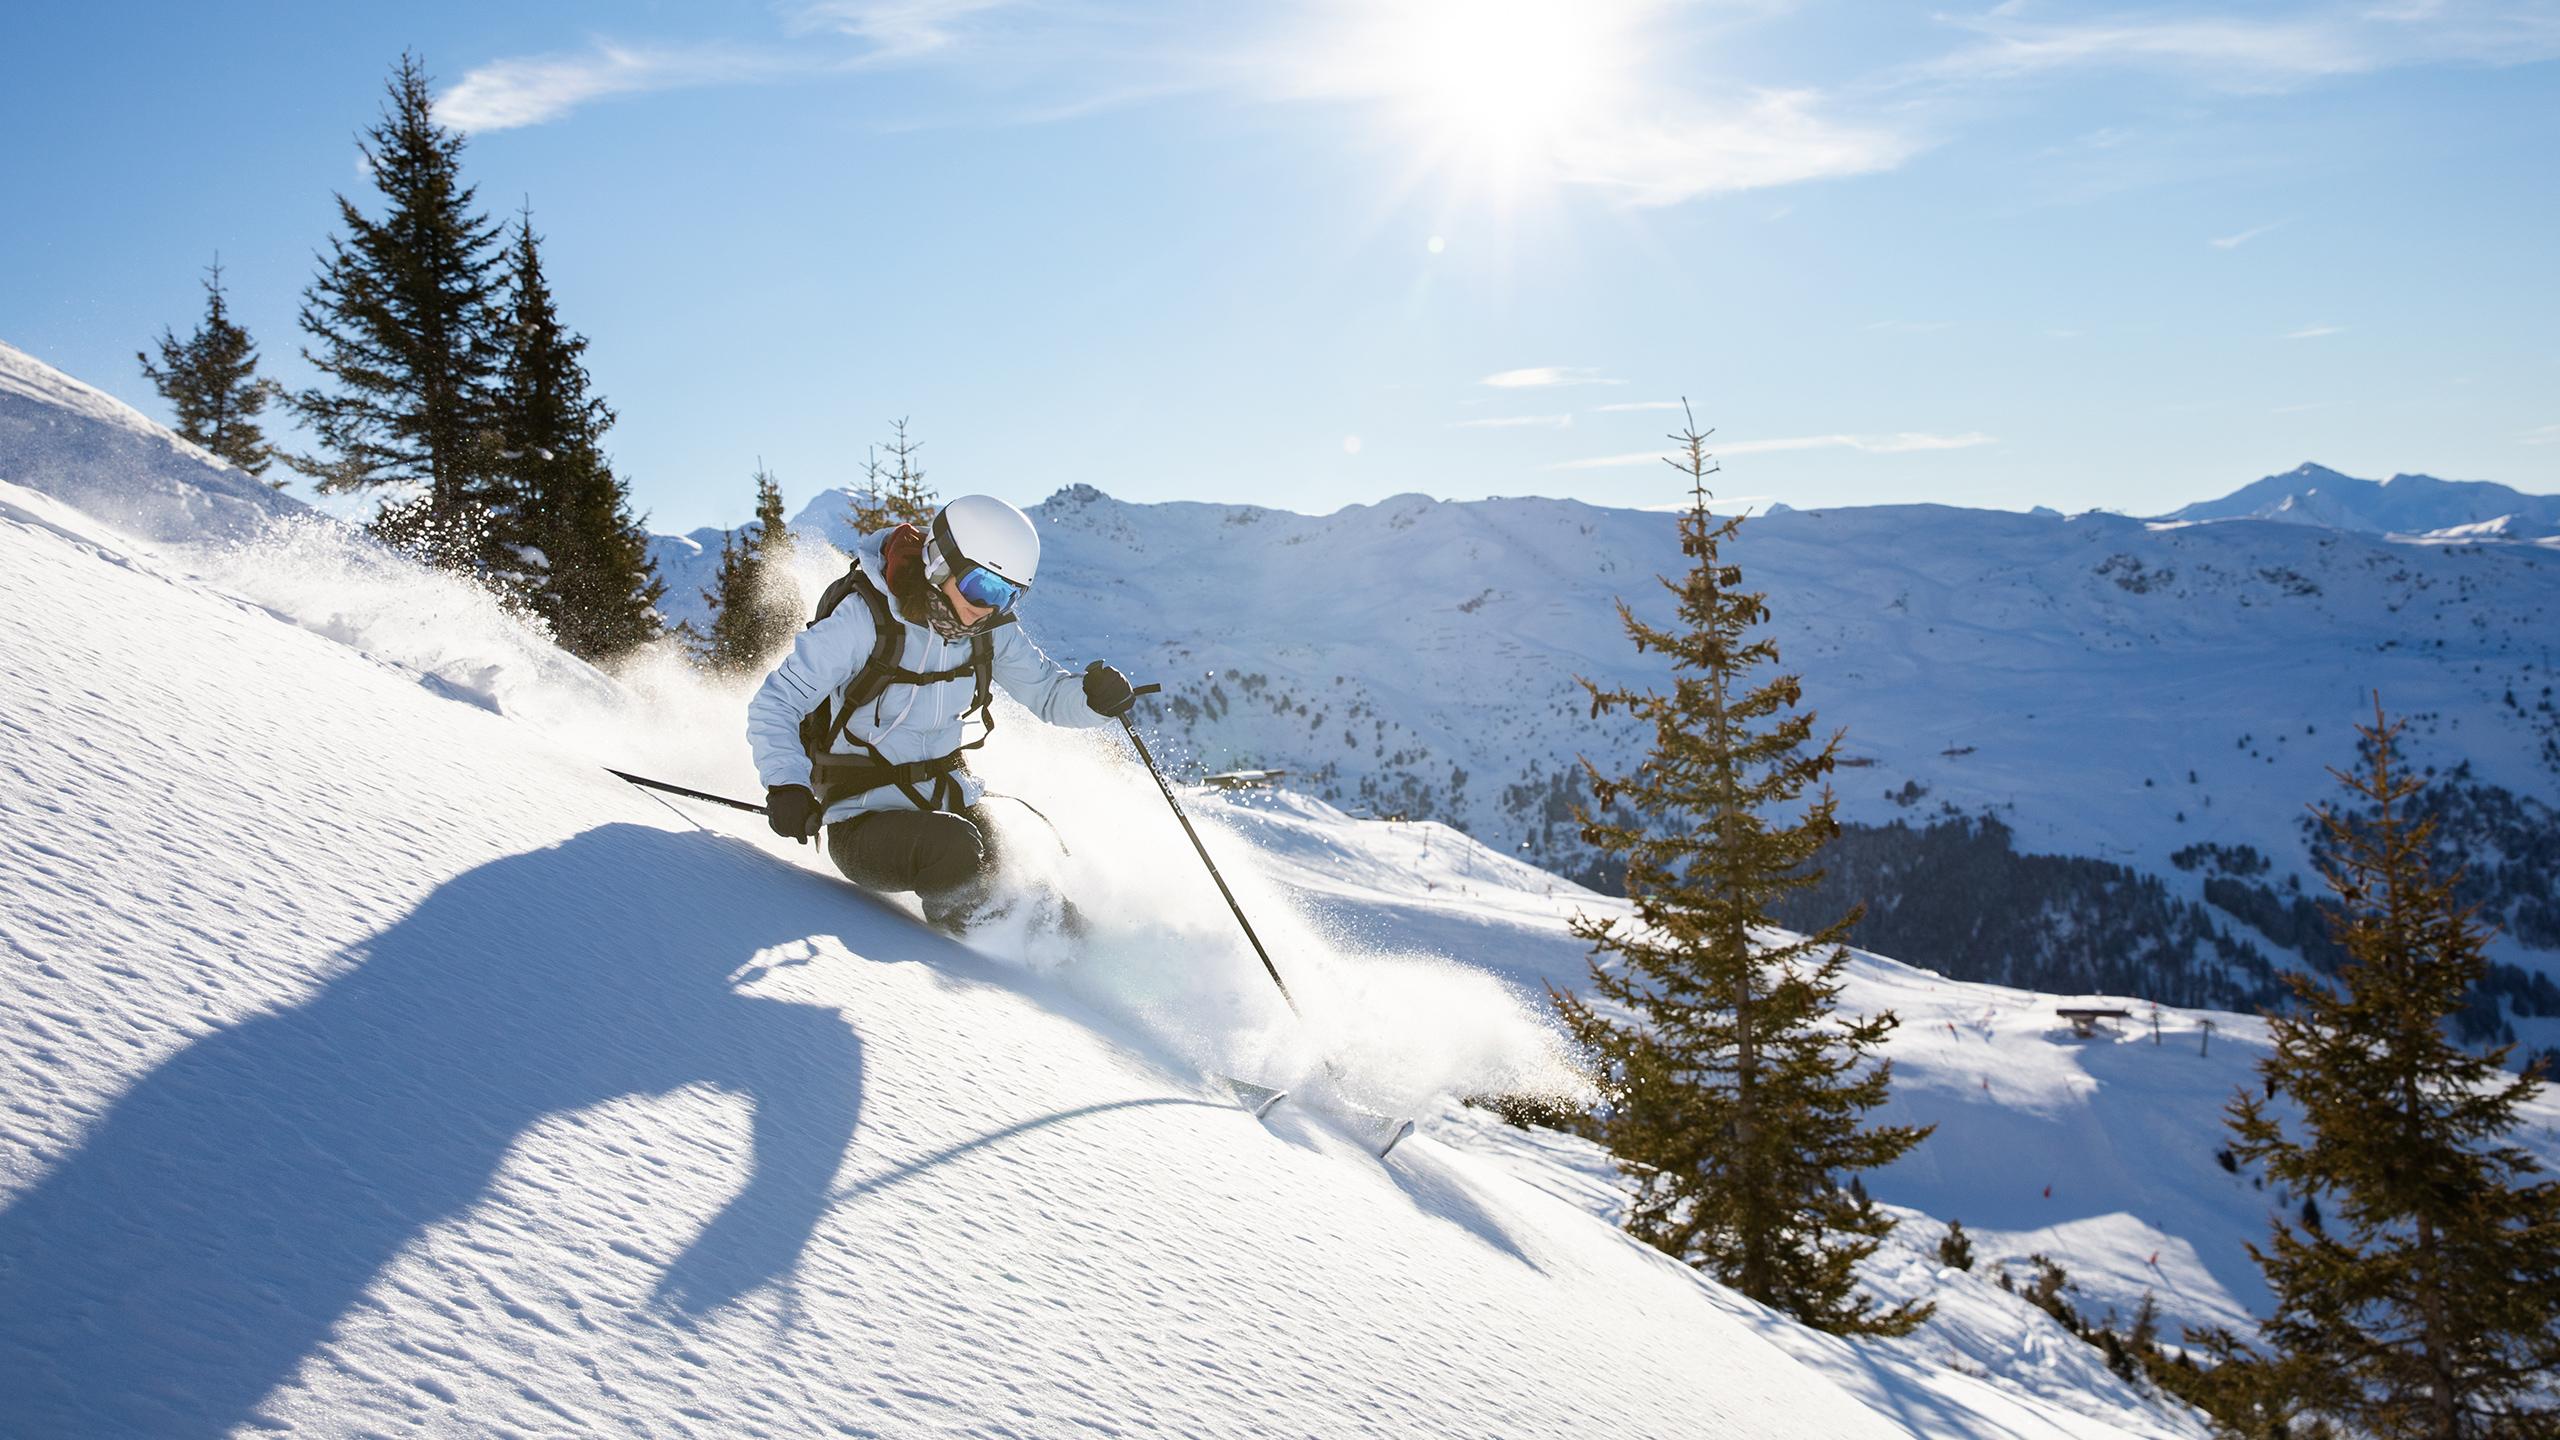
[1551,407,1932,1337]
[1938,1218,1976,1272]
[487,208,663,661]
[289,51,506,571]
[846,417,939,532]
[138,258,285,482]
[2213,701,2560,1438]
[695,465,799,674]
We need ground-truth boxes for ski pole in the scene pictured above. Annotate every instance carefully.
[605,769,769,815]
[1115,683,1303,1017]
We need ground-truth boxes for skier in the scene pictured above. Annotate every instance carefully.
[746,494,1136,930]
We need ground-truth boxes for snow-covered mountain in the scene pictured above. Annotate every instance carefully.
[949,489,2560,954]
[644,493,869,631]
[0,336,2329,1436]
[643,467,2560,1026]
[2156,461,2560,540]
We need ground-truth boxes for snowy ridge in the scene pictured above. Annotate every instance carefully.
[0,339,306,544]
[0,338,2260,1436]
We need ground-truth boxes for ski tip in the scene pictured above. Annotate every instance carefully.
[1374,1118,1417,1159]
[1214,1074,1289,1118]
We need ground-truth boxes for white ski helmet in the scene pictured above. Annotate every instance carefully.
[925,493,1041,605]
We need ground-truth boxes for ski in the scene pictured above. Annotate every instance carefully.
[1339,1107,1416,1159]
[1214,1074,1289,1117]
[1214,1073,1410,1156]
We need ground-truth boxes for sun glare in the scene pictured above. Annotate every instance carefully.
[1328,0,1630,193]
[1408,1,1601,149]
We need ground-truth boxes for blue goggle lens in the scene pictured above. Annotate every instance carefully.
[954,565,1024,612]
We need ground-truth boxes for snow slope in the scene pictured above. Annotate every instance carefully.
[0,343,2222,1439]
[0,339,305,544]
[0,478,1895,1437]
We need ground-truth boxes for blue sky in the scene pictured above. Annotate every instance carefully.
[4,0,2556,532]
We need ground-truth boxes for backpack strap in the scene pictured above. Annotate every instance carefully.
[800,563,1010,813]
[799,558,905,765]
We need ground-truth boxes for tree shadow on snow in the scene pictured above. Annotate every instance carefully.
[0,823,871,1439]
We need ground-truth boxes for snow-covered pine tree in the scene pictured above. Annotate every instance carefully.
[138,259,286,483]
[2214,701,2560,1439]
[846,418,938,533]
[695,465,799,675]
[487,209,663,662]
[289,51,506,572]
[1552,407,1932,1338]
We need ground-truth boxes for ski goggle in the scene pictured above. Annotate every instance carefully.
[951,563,1025,614]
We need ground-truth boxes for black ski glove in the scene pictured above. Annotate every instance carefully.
[766,784,822,842]
[1083,661,1136,719]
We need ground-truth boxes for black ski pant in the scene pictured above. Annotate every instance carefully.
[825,804,999,924]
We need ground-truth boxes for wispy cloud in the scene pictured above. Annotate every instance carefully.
[440,0,1027,131]
[1482,367,1623,389]
[2211,221,2286,249]
[1550,451,1690,470]
[1923,15,2366,89]
[790,0,1018,60]
[2285,324,2347,340]
[1593,400,1690,413]
[1918,3,2560,93]
[1548,91,1921,206]
[2523,423,2560,446]
[1449,414,1575,429]
[441,46,785,131]
[1549,432,1997,468]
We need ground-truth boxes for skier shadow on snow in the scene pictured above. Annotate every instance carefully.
[0,823,875,1439]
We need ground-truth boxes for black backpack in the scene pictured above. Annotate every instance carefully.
[798,534,1010,812]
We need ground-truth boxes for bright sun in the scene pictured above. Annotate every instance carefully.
[1403,0,1604,152]
[1328,0,1627,187]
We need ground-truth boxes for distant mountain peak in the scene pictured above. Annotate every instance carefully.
[2158,463,2558,538]
[1045,482,1111,508]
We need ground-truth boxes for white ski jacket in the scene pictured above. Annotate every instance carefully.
[745,528,1110,825]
